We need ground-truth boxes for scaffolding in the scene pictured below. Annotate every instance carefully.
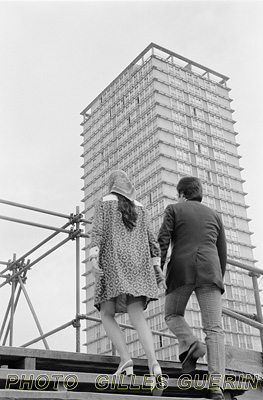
[0,198,90,352]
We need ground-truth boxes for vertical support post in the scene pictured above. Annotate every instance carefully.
[2,269,28,345]
[250,273,263,351]
[9,254,16,346]
[0,299,12,343]
[17,275,50,350]
[75,206,81,352]
[2,285,22,346]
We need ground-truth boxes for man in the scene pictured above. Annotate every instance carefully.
[158,176,227,400]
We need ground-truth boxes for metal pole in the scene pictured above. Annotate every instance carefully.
[80,233,90,239]
[1,286,17,344]
[0,214,72,234]
[1,282,18,343]
[0,222,72,275]
[0,236,72,289]
[75,206,81,353]
[80,218,92,225]
[0,299,12,343]
[2,285,23,346]
[17,275,49,350]
[0,198,70,219]
[250,274,263,350]
[1,268,27,345]
[9,255,16,346]
[222,308,263,330]
[78,314,176,339]
[21,320,74,348]
[227,258,263,276]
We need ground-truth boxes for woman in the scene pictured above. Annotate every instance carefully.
[89,170,166,394]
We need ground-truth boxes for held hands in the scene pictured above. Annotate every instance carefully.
[153,265,167,290]
[90,257,104,278]
[91,255,165,288]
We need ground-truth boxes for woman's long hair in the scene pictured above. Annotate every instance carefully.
[113,192,138,231]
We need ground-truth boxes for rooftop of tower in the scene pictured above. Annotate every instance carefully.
[80,42,230,117]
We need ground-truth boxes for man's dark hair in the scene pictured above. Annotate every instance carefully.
[177,176,203,202]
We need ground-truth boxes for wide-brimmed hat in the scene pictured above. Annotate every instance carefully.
[108,170,135,202]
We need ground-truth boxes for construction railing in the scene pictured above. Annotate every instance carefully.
[0,198,90,352]
[0,198,263,354]
[82,257,263,352]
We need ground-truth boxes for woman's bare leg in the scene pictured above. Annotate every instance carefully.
[127,298,157,369]
[100,300,131,365]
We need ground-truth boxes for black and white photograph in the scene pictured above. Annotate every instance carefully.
[0,1,262,399]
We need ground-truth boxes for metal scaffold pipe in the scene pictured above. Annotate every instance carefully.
[227,258,263,276]
[0,199,89,350]
[18,275,49,350]
[21,320,74,348]
[2,285,22,346]
[0,214,73,233]
[9,254,16,347]
[0,221,72,276]
[75,206,81,352]
[223,307,263,331]
[0,270,27,345]
[250,274,263,349]
[0,236,72,289]
[80,218,91,224]
[0,198,91,224]
[0,198,71,219]
[78,314,176,339]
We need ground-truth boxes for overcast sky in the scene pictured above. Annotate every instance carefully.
[0,0,262,353]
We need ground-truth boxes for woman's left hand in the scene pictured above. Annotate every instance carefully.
[153,265,167,289]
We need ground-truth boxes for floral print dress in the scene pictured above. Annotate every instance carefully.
[90,194,160,313]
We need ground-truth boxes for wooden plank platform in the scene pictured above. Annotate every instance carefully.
[0,366,254,399]
[0,367,250,389]
[0,391,207,400]
[0,345,262,399]
[0,345,262,376]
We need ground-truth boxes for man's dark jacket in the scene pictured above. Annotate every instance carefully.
[158,200,227,294]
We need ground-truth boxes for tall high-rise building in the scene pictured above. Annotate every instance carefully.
[80,43,260,361]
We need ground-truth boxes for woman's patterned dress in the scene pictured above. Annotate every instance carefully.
[90,194,161,313]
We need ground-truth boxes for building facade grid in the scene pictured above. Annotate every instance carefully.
[80,43,260,361]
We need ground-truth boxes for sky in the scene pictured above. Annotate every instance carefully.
[0,0,262,353]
